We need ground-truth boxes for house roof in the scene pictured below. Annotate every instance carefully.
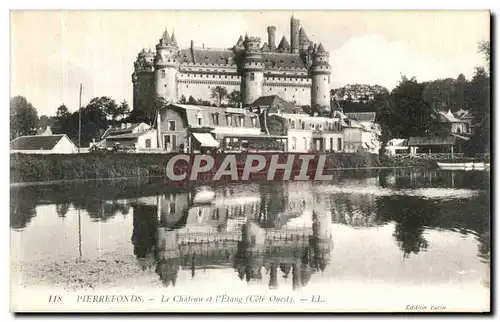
[101,123,148,139]
[10,134,74,150]
[344,112,376,122]
[166,104,259,128]
[105,131,152,140]
[408,136,456,146]
[438,110,465,123]
[250,95,306,114]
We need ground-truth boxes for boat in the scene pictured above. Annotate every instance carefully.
[437,162,490,171]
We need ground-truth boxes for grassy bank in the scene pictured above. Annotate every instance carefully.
[10,152,383,183]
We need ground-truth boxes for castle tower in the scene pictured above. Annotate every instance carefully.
[132,48,155,112]
[290,15,301,54]
[267,26,276,51]
[154,28,179,102]
[310,43,331,108]
[241,36,265,105]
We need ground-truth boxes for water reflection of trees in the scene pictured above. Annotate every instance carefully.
[10,187,38,230]
[375,191,490,258]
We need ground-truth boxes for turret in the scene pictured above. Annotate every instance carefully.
[310,43,331,108]
[154,28,179,102]
[290,15,301,54]
[132,48,155,111]
[241,36,264,105]
[267,26,276,51]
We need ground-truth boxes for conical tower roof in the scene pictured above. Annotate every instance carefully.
[317,43,325,53]
[277,36,290,51]
[299,27,310,43]
[170,30,177,46]
[161,28,171,44]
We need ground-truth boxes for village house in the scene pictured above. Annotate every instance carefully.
[266,112,343,153]
[384,138,409,156]
[98,122,158,151]
[438,110,471,135]
[10,133,78,154]
[156,103,285,153]
[407,109,473,156]
[343,112,381,154]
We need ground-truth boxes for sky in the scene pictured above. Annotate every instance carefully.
[10,10,490,116]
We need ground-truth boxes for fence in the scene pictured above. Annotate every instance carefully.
[389,153,467,161]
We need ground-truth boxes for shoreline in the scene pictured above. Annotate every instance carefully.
[9,165,425,187]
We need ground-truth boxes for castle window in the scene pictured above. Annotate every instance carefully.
[300,120,305,130]
[239,116,245,127]
[225,75,227,79]
[284,88,286,91]
[324,77,326,81]
[164,84,167,87]
[251,117,257,127]
[186,85,189,88]
[226,115,233,126]
[161,70,166,78]
[250,73,255,81]
[291,137,296,150]
[213,75,215,78]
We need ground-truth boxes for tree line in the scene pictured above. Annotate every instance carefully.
[329,41,490,155]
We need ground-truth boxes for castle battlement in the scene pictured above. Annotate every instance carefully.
[132,15,331,110]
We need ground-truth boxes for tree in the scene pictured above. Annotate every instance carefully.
[149,97,170,125]
[38,115,55,131]
[179,95,187,104]
[478,41,490,74]
[56,104,70,118]
[10,96,38,140]
[390,75,439,139]
[116,100,131,121]
[228,90,241,107]
[86,96,120,125]
[210,86,229,106]
[188,95,197,105]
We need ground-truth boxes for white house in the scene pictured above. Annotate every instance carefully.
[10,134,78,154]
[385,138,409,156]
[98,122,158,150]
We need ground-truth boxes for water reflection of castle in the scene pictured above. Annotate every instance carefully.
[130,182,333,290]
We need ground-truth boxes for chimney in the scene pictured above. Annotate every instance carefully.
[267,26,276,51]
[290,16,300,54]
[202,43,205,49]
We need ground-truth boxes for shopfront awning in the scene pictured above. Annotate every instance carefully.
[192,133,220,148]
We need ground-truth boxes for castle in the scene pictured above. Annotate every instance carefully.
[131,15,331,112]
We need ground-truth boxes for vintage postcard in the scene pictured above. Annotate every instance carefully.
[9,10,491,313]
